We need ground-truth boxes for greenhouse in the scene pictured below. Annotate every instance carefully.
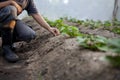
[20,0,119,21]
[0,0,120,80]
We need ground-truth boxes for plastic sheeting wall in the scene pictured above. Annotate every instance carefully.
[19,0,115,21]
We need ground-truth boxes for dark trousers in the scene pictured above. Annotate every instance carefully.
[0,5,17,24]
[13,20,36,42]
[0,5,36,46]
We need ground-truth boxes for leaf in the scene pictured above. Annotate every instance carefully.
[106,38,120,53]
[97,46,109,51]
[106,56,120,67]
[77,36,86,43]
[108,38,120,48]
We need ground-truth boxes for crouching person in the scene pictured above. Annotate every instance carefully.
[0,0,60,63]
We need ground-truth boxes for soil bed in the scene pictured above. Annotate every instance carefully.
[0,18,120,80]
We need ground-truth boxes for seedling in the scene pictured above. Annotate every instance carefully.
[77,35,108,51]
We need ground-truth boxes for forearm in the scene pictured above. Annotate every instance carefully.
[0,1,22,14]
[31,13,52,31]
[0,1,12,8]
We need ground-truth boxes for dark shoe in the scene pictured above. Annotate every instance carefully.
[2,45,19,63]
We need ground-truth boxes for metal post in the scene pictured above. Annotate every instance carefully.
[113,0,118,21]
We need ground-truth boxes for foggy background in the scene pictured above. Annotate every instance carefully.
[19,0,117,21]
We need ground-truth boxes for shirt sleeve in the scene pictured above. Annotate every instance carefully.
[25,0,38,15]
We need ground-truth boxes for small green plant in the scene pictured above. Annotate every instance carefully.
[77,35,108,51]
[105,38,120,67]
[45,17,82,37]
[93,20,103,29]
[63,17,84,25]
[106,56,120,67]
[107,38,120,53]
[61,26,82,37]
[112,19,120,26]
[38,73,42,80]
[80,19,104,29]
[103,21,112,27]
[111,27,120,34]
[81,19,90,27]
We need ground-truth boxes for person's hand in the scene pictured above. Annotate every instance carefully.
[10,0,22,14]
[16,4,22,14]
[49,27,60,36]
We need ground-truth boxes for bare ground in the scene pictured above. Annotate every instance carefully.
[0,18,120,80]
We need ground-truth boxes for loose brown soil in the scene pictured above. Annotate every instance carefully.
[0,18,120,80]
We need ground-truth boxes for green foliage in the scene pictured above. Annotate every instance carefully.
[45,17,120,67]
[111,27,120,34]
[106,56,120,67]
[77,34,120,53]
[45,17,82,37]
[45,17,120,53]
[103,20,120,34]
[105,38,120,67]
[38,73,42,80]
[81,19,90,27]
[62,17,84,25]
[65,18,104,29]
[103,21,112,27]
[60,26,82,37]
[69,18,78,23]
[107,38,120,53]
[92,20,103,29]
[62,17,120,34]
[112,19,120,26]
[88,20,103,29]
[77,35,108,51]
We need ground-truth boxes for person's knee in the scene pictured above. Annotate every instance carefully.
[3,6,16,13]
[28,31,36,40]
[0,6,17,23]
[19,31,36,42]
[8,5,17,14]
